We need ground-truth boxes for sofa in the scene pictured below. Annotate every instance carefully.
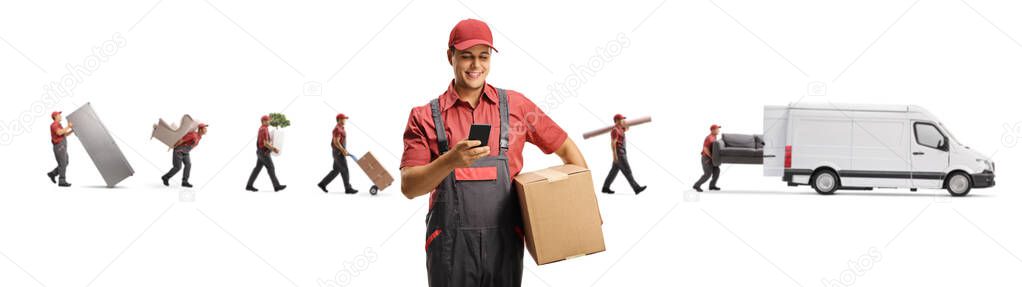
[152,114,199,148]
[711,133,764,166]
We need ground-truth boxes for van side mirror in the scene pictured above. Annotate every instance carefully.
[940,137,949,151]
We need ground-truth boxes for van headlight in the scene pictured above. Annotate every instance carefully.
[976,159,994,171]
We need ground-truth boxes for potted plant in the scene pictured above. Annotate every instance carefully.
[268,113,290,157]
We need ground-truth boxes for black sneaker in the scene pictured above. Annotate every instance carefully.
[182,182,193,188]
[161,176,170,187]
[709,186,721,191]
[602,188,615,194]
[345,188,359,194]
[635,186,647,195]
[274,185,287,192]
[693,186,703,192]
[318,183,329,193]
[47,172,56,184]
[58,182,72,187]
[246,186,259,192]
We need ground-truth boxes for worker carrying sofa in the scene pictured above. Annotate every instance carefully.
[710,133,765,167]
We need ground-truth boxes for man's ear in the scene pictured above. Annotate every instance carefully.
[447,48,455,65]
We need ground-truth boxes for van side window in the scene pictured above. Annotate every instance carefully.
[914,123,944,150]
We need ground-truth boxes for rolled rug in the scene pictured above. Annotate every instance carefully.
[582,116,652,140]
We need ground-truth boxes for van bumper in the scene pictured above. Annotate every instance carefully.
[972,170,995,188]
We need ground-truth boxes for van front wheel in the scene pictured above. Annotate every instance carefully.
[812,170,839,195]
[945,172,972,196]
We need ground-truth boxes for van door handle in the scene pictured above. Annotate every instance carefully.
[913,152,924,155]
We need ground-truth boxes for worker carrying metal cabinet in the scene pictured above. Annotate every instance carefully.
[399,19,588,287]
[161,123,207,188]
[46,111,74,187]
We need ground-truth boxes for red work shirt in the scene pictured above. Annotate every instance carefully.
[178,131,202,148]
[332,124,346,149]
[50,121,65,144]
[257,124,270,151]
[401,82,568,178]
[702,134,716,157]
[611,126,625,149]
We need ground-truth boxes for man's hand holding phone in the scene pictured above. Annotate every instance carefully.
[443,124,492,168]
[444,140,489,168]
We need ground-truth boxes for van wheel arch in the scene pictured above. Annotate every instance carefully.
[811,167,840,195]
[944,170,972,196]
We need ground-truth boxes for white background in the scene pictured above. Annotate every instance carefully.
[2,0,1021,286]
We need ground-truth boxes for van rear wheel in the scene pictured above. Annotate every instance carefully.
[945,172,972,196]
[812,170,839,195]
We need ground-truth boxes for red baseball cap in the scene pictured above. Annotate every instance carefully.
[336,113,349,120]
[261,115,270,121]
[614,114,626,121]
[51,111,62,119]
[198,123,208,129]
[710,124,722,130]
[449,19,498,52]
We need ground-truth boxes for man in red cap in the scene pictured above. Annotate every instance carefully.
[162,123,207,188]
[246,115,286,192]
[400,19,587,286]
[601,114,646,195]
[46,111,74,187]
[693,124,722,192]
[318,113,357,194]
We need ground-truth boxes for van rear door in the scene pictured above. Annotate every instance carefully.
[763,106,789,176]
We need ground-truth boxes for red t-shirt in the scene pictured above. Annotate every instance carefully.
[50,121,65,144]
[611,126,625,149]
[333,124,346,148]
[178,131,201,148]
[401,81,568,178]
[257,125,270,151]
[702,134,716,157]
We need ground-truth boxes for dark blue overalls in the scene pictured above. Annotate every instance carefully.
[425,88,525,287]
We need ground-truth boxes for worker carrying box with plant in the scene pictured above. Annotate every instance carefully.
[246,114,288,192]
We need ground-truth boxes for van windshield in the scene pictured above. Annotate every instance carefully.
[939,122,962,146]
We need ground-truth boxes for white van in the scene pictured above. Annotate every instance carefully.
[761,103,995,196]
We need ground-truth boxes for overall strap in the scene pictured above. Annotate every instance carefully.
[497,88,509,156]
[430,98,449,154]
[426,98,452,227]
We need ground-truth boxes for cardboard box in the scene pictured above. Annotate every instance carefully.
[514,164,605,265]
[355,151,394,193]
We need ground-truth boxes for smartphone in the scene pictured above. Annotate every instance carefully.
[468,124,491,148]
